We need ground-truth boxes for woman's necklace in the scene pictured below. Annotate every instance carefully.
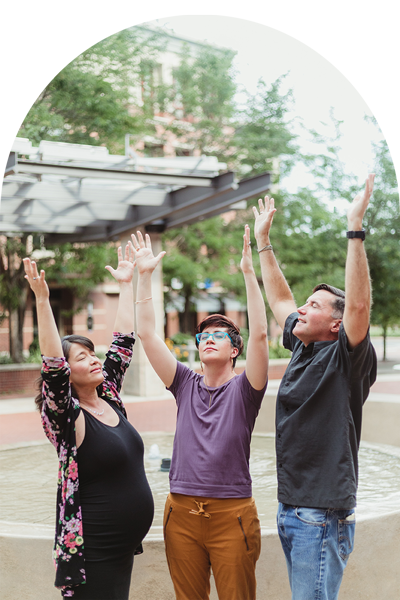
[83,404,105,416]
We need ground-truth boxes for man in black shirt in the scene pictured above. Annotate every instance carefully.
[252,174,377,600]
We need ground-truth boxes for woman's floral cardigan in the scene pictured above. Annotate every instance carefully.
[40,332,136,597]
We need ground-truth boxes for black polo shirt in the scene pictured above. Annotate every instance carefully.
[276,312,377,509]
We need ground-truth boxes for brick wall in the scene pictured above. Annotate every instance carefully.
[0,364,41,398]
[0,359,290,399]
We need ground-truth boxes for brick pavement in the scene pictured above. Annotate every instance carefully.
[0,370,399,447]
[0,395,177,446]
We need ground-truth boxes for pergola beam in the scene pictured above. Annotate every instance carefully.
[1,142,271,243]
[108,171,239,237]
[14,160,215,187]
[1,180,168,206]
[166,173,270,228]
[40,172,271,243]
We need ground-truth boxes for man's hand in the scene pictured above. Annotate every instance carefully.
[130,231,165,275]
[252,195,277,246]
[347,174,375,230]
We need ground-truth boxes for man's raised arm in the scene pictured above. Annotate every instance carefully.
[253,196,297,330]
[343,174,375,349]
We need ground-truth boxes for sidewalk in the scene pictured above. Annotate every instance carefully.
[0,391,178,447]
[1,363,399,447]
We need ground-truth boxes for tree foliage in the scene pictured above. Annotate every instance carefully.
[162,215,247,332]
[18,27,166,153]
[233,77,299,178]
[0,236,117,362]
[264,189,346,306]
[164,44,237,159]
[298,115,400,358]
[7,27,170,361]
[160,73,303,332]
[365,139,400,358]
[41,242,117,307]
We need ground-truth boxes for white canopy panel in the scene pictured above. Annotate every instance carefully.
[1,139,271,242]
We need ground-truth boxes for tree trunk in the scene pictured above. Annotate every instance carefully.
[182,289,192,334]
[9,288,28,363]
[382,325,387,362]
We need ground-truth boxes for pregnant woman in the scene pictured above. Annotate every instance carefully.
[23,243,154,599]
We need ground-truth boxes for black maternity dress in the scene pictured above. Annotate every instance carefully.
[72,400,154,600]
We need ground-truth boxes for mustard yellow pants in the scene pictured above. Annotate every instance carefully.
[163,493,261,600]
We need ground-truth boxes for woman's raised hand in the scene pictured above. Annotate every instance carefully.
[240,224,255,275]
[23,258,49,300]
[130,231,165,275]
[105,243,135,284]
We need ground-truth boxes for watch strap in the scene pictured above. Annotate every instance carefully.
[346,229,366,241]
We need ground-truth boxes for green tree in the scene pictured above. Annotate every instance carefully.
[160,75,303,332]
[18,27,167,153]
[366,139,400,359]
[0,237,116,363]
[367,239,400,360]
[166,44,237,159]
[6,26,170,362]
[0,236,30,362]
[233,77,299,179]
[263,189,346,306]
[162,215,245,333]
[301,115,400,359]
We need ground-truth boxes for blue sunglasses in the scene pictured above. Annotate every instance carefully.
[195,331,233,344]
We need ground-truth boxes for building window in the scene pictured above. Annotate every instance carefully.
[175,148,193,157]
[144,143,165,157]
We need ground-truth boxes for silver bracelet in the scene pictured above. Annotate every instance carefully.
[257,244,273,253]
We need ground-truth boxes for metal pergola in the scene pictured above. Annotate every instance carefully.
[1,138,271,243]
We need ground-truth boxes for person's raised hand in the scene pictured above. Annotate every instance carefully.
[252,195,277,245]
[347,173,375,230]
[240,224,254,275]
[130,231,165,275]
[23,258,49,301]
[105,243,135,283]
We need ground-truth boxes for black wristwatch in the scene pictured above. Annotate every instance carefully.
[346,229,366,241]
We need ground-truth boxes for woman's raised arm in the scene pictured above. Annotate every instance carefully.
[105,243,135,335]
[240,224,269,391]
[23,258,62,358]
[131,232,177,388]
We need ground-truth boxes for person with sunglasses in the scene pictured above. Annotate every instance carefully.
[132,225,269,600]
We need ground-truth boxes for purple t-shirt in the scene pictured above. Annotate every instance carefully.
[167,361,267,498]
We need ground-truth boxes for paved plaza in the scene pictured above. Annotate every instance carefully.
[0,335,399,447]
[0,339,399,600]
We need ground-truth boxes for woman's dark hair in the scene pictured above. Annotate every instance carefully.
[34,335,97,412]
[195,314,244,368]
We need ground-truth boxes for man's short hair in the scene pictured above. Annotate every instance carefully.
[313,283,345,319]
[195,313,244,368]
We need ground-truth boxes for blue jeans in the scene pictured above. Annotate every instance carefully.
[277,503,355,600]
